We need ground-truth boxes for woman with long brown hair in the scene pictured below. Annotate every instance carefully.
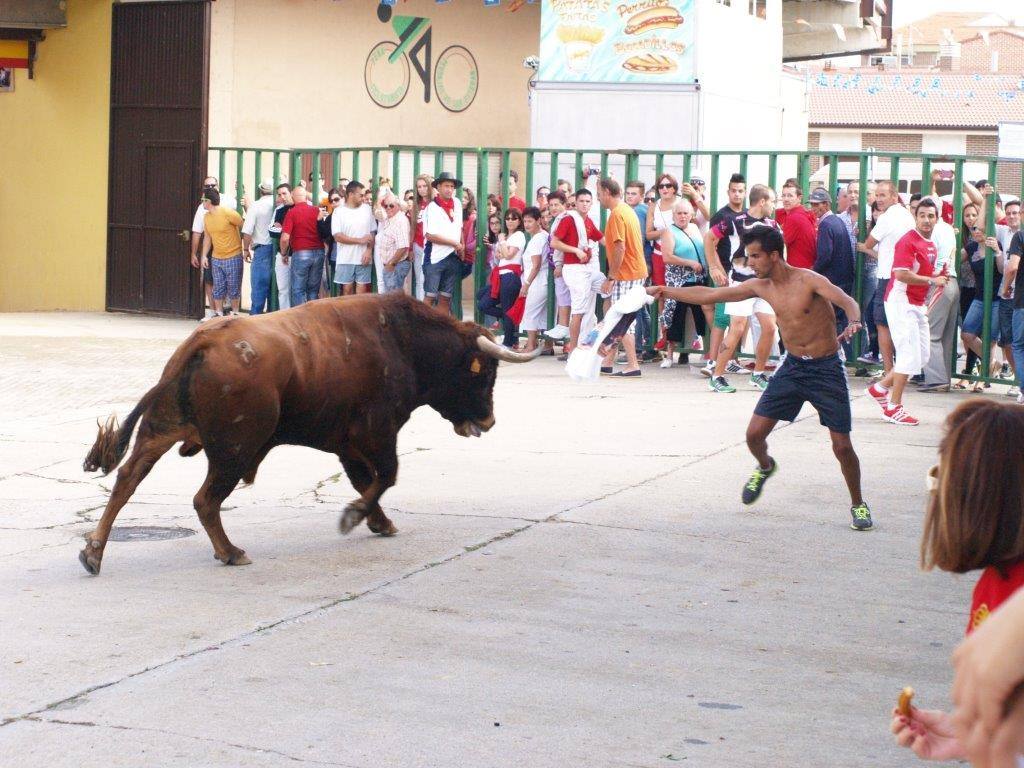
[891,399,1024,761]
[411,174,434,300]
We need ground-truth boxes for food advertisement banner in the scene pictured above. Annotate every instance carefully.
[539,0,695,84]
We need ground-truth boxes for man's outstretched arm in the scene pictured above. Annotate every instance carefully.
[648,282,757,305]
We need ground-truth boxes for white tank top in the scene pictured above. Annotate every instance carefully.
[652,200,674,233]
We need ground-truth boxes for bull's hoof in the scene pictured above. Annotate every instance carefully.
[216,547,252,566]
[339,500,368,535]
[367,518,398,537]
[78,548,102,575]
[79,535,103,575]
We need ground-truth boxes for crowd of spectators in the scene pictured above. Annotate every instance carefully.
[187,165,1024,400]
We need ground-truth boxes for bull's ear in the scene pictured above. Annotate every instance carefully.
[470,357,482,375]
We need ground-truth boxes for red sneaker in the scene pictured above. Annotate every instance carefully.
[654,338,667,351]
[884,404,919,426]
[866,383,889,408]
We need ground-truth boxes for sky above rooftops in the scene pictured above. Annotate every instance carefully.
[894,1,1018,27]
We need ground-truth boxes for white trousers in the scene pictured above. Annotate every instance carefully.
[886,297,930,376]
[275,252,291,310]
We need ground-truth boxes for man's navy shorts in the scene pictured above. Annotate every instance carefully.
[754,352,852,434]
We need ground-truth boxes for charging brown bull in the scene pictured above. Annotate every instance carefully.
[80,293,539,575]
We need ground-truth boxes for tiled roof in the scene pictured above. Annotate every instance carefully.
[893,12,1002,46]
[808,71,1024,129]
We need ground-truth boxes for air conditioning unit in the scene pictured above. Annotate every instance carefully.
[879,55,898,69]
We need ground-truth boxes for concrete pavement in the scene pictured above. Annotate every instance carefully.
[0,310,985,767]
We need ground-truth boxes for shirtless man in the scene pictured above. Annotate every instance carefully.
[650,226,874,531]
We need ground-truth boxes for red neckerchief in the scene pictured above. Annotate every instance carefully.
[435,196,455,222]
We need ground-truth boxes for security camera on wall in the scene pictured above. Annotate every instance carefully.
[523,55,539,71]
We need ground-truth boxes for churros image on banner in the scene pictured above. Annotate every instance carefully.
[557,24,605,72]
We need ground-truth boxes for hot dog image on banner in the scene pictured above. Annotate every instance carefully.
[539,0,694,84]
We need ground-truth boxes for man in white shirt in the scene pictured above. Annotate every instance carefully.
[422,171,465,315]
[331,181,377,296]
[857,180,914,375]
[241,178,277,314]
[919,194,959,391]
[191,176,238,318]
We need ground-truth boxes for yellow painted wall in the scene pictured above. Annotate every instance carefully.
[0,1,111,311]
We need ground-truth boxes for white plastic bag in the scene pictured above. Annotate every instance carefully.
[565,284,654,382]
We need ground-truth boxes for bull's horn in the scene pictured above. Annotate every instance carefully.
[476,335,543,363]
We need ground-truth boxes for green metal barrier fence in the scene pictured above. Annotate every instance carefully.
[211,145,1021,387]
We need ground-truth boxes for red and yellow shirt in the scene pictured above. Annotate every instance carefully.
[968,559,1024,634]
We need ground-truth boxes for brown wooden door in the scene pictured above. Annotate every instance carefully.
[106,1,209,318]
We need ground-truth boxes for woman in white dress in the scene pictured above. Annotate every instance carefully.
[519,206,550,353]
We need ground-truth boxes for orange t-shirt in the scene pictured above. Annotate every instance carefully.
[604,202,648,281]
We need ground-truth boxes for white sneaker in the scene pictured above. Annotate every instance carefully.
[700,360,714,378]
[691,336,703,351]
[660,357,674,369]
[1018,392,1024,405]
[544,325,570,341]
[1007,385,1021,398]
[726,360,751,375]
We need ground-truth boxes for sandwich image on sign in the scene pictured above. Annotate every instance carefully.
[623,5,684,35]
[622,53,678,74]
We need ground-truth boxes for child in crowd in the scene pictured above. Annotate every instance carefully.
[891,399,1024,761]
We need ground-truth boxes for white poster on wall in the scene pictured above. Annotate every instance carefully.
[998,122,1024,160]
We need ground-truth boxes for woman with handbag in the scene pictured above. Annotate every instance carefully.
[659,199,711,369]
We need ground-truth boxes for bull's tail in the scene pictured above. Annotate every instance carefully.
[83,340,206,476]
[83,393,157,476]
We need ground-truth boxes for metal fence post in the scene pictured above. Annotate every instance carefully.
[475,149,490,325]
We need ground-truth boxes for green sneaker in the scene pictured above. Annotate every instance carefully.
[709,375,736,393]
[850,503,874,531]
[749,372,770,391]
[741,458,777,504]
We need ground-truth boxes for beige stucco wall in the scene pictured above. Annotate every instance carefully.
[209,0,539,151]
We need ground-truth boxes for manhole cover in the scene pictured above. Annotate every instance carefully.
[108,526,196,542]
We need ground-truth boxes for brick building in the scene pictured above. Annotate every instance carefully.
[808,13,1024,197]
[808,71,1024,194]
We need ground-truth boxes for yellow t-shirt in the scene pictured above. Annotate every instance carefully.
[205,206,243,260]
[604,202,648,281]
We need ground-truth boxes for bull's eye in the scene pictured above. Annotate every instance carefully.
[470,358,482,375]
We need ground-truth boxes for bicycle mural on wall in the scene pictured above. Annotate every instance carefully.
[364,4,480,113]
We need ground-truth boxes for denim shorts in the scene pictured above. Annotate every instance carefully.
[382,260,411,293]
[962,297,999,338]
[423,252,461,298]
[335,263,373,285]
[998,298,1015,345]
[872,278,889,327]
